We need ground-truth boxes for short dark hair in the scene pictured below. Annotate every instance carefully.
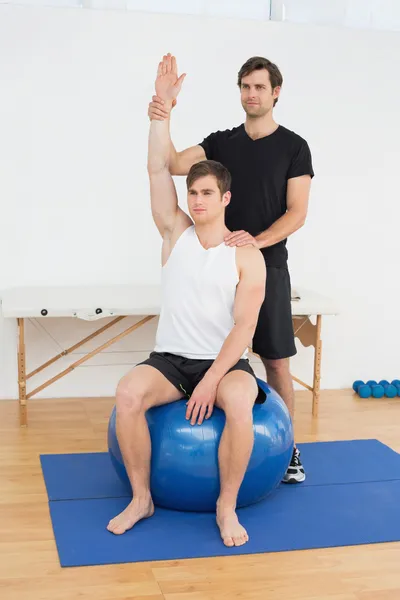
[186,160,231,196]
[237,56,283,106]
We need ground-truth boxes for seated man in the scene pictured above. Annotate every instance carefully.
[107,54,266,547]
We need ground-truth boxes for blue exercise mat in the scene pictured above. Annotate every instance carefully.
[40,452,129,501]
[49,480,400,567]
[41,439,400,567]
[40,439,400,501]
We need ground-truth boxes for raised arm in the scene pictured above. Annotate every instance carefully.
[147,55,192,248]
[148,88,206,175]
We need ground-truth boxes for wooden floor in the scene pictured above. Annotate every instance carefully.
[1,389,400,600]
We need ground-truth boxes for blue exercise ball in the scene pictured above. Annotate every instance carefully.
[108,378,294,512]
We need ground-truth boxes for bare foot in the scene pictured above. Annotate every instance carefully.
[216,503,249,547]
[107,496,154,535]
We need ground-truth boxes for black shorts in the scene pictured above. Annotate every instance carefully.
[252,266,297,360]
[138,352,266,404]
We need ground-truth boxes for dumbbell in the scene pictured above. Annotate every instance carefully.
[352,380,365,393]
[372,384,385,398]
[353,381,372,398]
[384,384,398,398]
[352,380,398,399]
[390,380,400,397]
[376,380,399,398]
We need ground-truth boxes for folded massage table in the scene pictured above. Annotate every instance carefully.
[1,285,338,426]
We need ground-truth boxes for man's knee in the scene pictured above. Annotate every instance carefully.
[116,374,149,414]
[218,381,255,423]
[262,357,289,376]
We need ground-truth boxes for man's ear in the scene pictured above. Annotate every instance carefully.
[223,191,231,207]
[273,86,281,101]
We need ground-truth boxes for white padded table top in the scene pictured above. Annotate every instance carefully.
[0,284,338,320]
[0,285,162,320]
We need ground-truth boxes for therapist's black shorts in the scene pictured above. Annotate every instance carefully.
[138,352,266,404]
[252,266,297,360]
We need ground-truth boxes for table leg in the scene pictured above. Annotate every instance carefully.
[312,315,322,417]
[292,314,323,416]
[17,318,27,426]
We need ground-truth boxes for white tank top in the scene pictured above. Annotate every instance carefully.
[154,225,247,360]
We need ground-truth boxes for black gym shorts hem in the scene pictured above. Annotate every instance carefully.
[138,351,266,404]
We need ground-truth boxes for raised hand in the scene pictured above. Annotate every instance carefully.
[155,53,186,106]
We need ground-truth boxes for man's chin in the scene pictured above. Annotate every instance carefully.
[192,214,208,223]
[243,107,268,118]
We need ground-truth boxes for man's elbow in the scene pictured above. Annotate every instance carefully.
[169,159,179,176]
[169,152,186,176]
[299,210,307,227]
[290,208,307,230]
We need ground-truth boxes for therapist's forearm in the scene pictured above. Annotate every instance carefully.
[256,209,306,249]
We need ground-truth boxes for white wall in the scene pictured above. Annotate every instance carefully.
[282,0,400,32]
[1,4,399,399]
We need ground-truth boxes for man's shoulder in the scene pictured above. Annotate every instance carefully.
[277,125,310,148]
[236,245,266,275]
[204,124,244,143]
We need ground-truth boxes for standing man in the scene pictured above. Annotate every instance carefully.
[148,54,314,483]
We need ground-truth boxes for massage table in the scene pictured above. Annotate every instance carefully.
[1,285,338,426]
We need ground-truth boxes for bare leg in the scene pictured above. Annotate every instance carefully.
[215,370,258,547]
[107,365,183,535]
[262,357,306,483]
[262,357,295,420]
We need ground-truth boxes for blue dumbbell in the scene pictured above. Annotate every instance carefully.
[379,380,390,386]
[352,380,364,392]
[372,384,385,398]
[391,380,400,396]
[385,384,397,398]
[358,384,372,398]
[366,380,378,387]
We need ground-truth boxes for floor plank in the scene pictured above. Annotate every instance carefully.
[1,389,399,600]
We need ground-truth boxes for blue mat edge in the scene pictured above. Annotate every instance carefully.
[40,438,400,503]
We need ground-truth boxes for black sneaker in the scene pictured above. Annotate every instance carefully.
[282,447,306,483]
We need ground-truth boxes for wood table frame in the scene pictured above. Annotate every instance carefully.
[16,312,323,427]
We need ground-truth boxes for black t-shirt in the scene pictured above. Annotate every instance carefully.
[199,124,314,267]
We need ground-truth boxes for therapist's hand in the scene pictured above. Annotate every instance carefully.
[148,95,176,121]
[225,230,261,248]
